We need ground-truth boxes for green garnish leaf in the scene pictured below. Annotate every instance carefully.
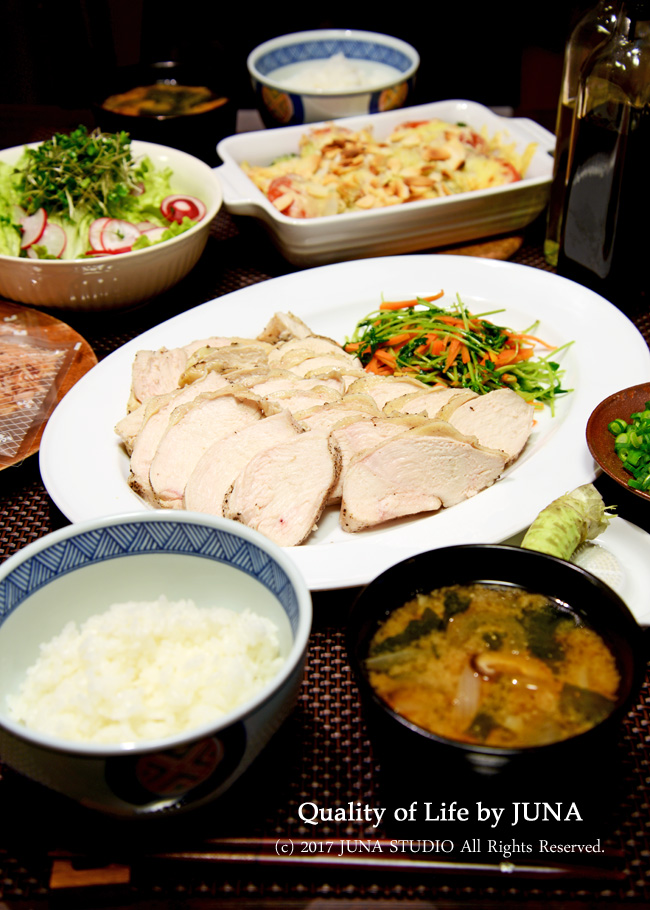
[17,126,141,219]
[369,607,443,655]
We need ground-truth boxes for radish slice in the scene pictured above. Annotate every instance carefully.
[161,194,206,224]
[136,221,158,232]
[26,223,67,259]
[20,208,47,249]
[89,217,112,251]
[38,222,67,258]
[100,219,141,254]
[13,205,28,225]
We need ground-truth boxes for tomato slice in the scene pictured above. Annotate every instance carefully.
[497,160,522,183]
[267,176,309,218]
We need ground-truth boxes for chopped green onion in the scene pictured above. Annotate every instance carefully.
[608,401,650,491]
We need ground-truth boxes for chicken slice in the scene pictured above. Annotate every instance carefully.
[260,386,342,415]
[115,406,147,455]
[256,311,314,344]
[184,410,304,515]
[127,373,231,503]
[179,340,273,386]
[295,393,382,432]
[127,337,230,411]
[345,374,431,410]
[128,347,189,412]
[383,388,478,418]
[340,420,507,532]
[250,370,345,396]
[267,334,352,370]
[289,353,366,379]
[446,388,535,462]
[149,389,272,509]
[224,433,341,547]
[328,415,424,503]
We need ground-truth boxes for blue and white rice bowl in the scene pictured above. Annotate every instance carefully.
[247,29,420,126]
[0,512,312,817]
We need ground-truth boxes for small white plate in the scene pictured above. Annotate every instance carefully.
[504,516,650,626]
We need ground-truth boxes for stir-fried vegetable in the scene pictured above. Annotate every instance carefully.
[344,292,571,412]
[608,402,650,492]
[520,483,611,561]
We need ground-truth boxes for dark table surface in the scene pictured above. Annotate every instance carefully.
[0,105,649,910]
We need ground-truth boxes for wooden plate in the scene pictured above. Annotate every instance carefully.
[586,382,650,503]
[0,300,97,467]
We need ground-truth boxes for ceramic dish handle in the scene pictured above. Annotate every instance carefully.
[509,118,556,157]
[213,163,262,214]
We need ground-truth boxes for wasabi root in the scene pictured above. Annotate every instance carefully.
[520,484,611,561]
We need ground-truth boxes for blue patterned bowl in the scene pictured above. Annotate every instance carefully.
[247,29,419,126]
[0,512,311,817]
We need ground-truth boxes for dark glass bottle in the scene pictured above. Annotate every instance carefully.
[544,1,620,267]
[557,0,650,312]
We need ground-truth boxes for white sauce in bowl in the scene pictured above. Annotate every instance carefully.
[269,53,402,93]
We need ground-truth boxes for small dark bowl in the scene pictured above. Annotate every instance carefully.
[94,61,236,165]
[347,545,646,833]
[587,382,650,503]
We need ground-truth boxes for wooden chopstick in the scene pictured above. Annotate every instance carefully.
[143,837,626,882]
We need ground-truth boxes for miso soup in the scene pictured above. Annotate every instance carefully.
[102,84,228,118]
[366,583,620,748]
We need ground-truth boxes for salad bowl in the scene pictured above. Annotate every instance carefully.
[0,139,222,312]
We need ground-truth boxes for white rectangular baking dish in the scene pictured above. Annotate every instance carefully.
[215,99,555,267]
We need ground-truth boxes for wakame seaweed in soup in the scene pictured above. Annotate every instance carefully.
[366,584,620,749]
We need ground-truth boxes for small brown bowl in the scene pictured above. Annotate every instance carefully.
[586,382,650,503]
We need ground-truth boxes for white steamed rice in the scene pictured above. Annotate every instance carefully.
[6,596,284,744]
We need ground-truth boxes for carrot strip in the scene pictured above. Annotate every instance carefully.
[364,354,384,374]
[460,344,471,364]
[445,337,461,370]
[386,333,416,347]
[379,290,444,310]
[509,333,556,349]
[436,316,469,327]
[375,350,398,368]
[494,349,518,367]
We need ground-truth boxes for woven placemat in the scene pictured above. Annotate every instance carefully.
[0,216,649,907]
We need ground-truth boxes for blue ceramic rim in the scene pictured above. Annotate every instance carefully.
[249,30,419,95]
[0,518,300,634]
[257,40,413,77]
